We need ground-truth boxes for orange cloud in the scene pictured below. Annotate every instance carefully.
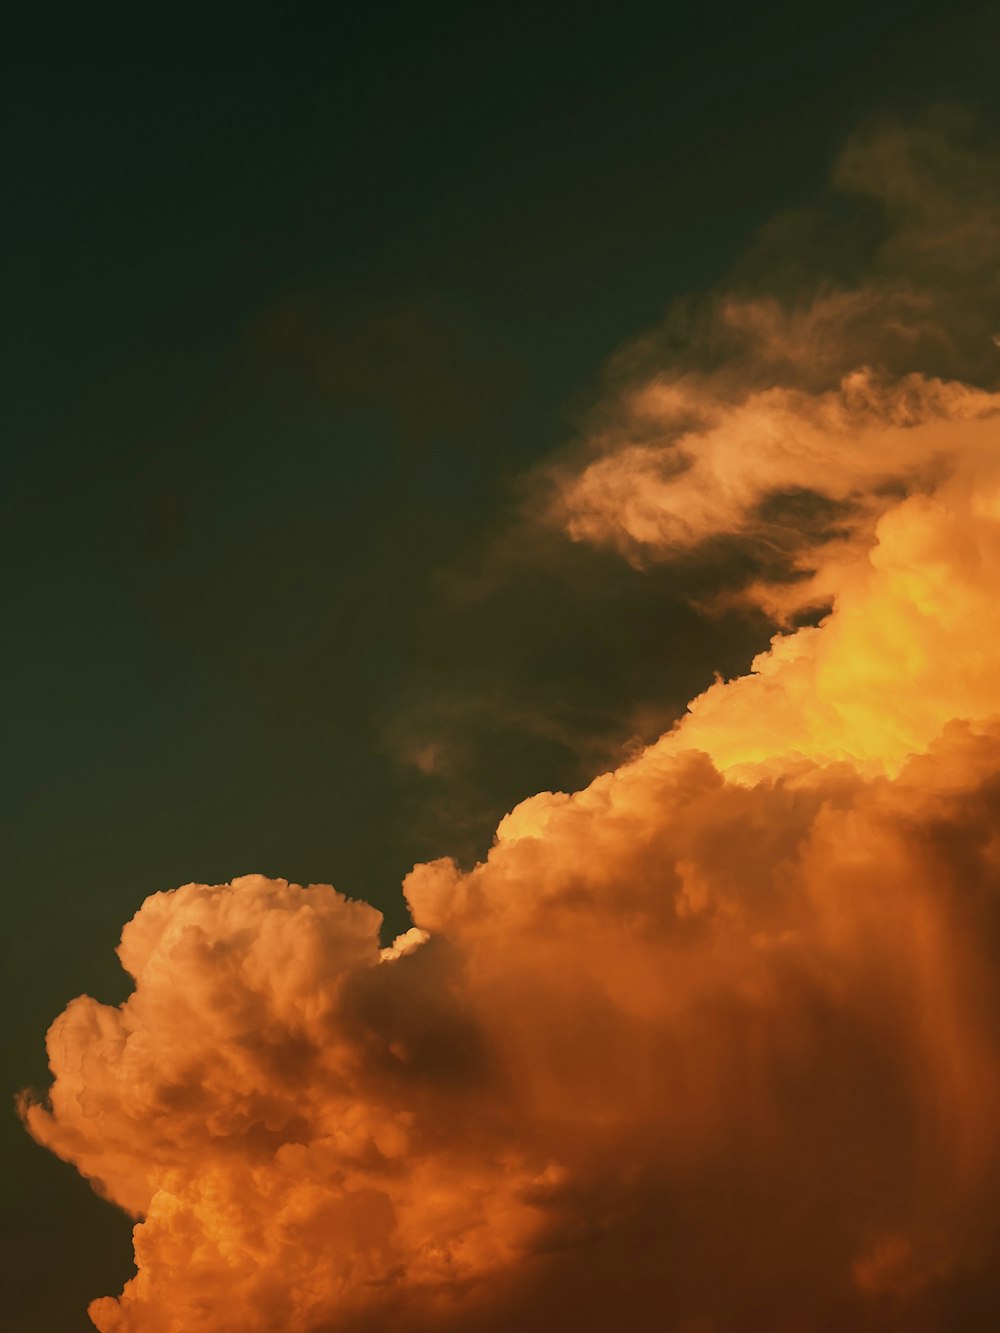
[551,370,998,616]
[544,115,1000,614]
[20,118,1000,1331]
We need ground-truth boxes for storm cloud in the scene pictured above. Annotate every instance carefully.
[20,118,1000,1332]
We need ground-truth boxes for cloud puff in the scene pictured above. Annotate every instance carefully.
[24,733,1000,1330]
[20,119,1000,1331]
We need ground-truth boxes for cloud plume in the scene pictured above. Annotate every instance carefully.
[21,117,1000,1331]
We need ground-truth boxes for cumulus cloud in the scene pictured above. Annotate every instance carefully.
[20,117,1000,1331]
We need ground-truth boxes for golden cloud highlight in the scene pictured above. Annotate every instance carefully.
[20,118,1000,1331]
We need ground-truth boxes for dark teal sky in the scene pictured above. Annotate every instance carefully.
[5,2,999,1327]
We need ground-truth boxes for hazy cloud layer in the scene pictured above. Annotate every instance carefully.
[21,118,1000,1330]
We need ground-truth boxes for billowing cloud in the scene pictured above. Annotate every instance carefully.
[20,119,1000,1331]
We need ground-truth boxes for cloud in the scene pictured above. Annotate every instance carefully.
[549,369,997,615]
[543,112,1000,619]
[20,118,1000,1331]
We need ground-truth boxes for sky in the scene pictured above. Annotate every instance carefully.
[5,3,1000,1330]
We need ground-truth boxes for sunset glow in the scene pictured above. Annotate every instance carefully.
[18,113,1000,1331]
